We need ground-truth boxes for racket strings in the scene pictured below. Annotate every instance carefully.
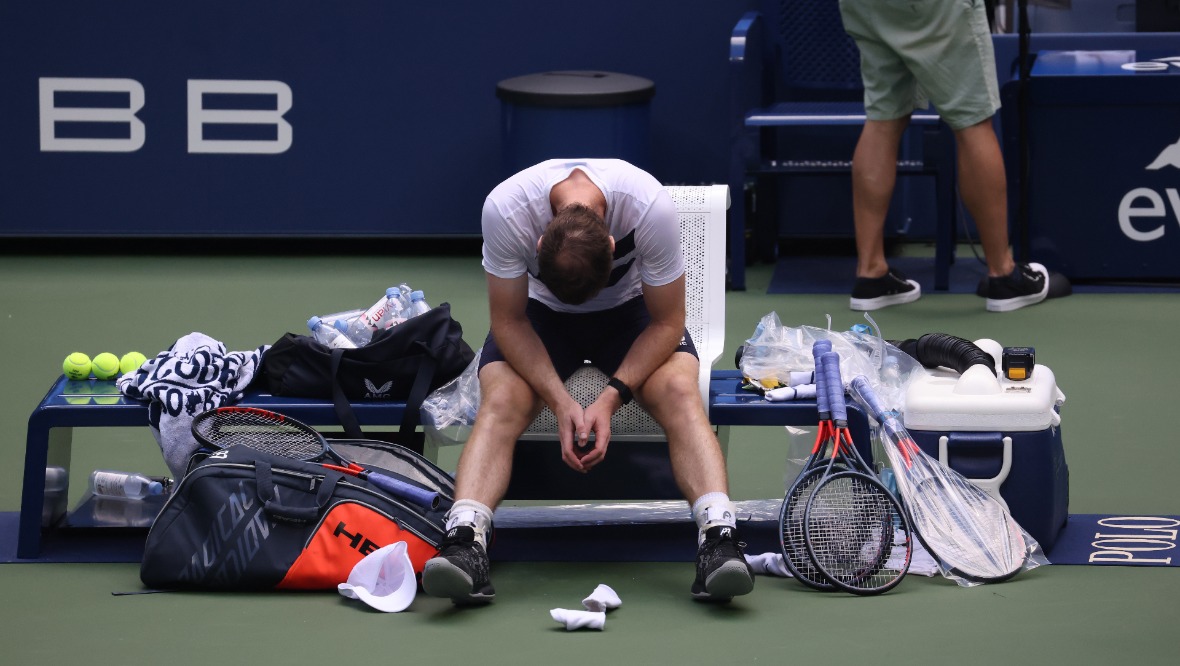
[900,459,1026,580]
[806,476,907,589]
[782,472,830,586]
[196,412,323,460]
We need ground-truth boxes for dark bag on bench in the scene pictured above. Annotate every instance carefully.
[255,303,476,447]
[141,439,454,590]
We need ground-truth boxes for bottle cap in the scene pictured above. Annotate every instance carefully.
[386,287,399,297]
[308,315,322,330]
[148,481,164,495]
[411,290,425,300]
[334,318,350,332]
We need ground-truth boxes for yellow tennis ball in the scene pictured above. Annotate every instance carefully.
[120,351,147,375]
[63,352,92,380]
[91,352,121,380]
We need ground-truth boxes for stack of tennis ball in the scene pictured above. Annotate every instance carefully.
[62,351,148,380]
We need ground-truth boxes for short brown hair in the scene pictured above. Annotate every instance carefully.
[537,204,612,305]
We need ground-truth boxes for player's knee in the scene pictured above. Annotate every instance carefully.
[645,371,702,411]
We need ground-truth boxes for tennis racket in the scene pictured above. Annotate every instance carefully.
[850,376,1028,584]
[191,406,441,511]
[802,352,911,595]
[778,339,838,591]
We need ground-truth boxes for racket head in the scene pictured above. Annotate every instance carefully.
[779,466,836,590]
[191,406,327,461]
[803,470,912,595]
[904,471,1029,583]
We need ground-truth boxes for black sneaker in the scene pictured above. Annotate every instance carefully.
[691,525,755,602]
[422,526,495,605]
[850,268,921,311]
[977,262,1054,312]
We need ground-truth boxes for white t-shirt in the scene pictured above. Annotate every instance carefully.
[481,159,682,313]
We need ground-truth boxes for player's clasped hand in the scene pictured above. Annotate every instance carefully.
[558,402,610,473]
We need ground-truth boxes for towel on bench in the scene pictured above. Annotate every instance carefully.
[117,332,269,478]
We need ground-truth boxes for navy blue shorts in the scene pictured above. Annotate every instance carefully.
[478,296,697,381]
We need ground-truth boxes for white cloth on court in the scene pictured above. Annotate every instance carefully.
[117,332,268,478]
[582,583,622,612]
[550,608,606,631]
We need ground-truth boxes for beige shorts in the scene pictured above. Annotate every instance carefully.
[838,0,1000,130]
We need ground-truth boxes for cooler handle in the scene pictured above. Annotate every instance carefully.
[938,434,1012,511]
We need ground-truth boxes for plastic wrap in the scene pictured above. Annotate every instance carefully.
[421,348,482,447]
[848,375,1048,586]
[738,312,928,412]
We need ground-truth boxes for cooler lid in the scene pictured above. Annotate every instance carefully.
[903,364,1065,432]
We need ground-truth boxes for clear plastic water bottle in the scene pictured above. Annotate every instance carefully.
[360,288,397,330]
[377,287,410,329]
[407,290,431,318]
[334,315,374,347]
[88,470,163,500]
[308,316,357,349]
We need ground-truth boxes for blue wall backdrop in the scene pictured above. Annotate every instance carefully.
[0,1,750,237]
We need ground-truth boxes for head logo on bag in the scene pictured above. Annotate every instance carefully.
[364,378,393,399]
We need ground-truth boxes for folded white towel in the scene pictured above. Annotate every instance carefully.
[550,608,606,631]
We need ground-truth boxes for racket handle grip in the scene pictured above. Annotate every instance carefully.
[821,352,846,423]
[850,375,910,443]
[367,470,442,510]
[850,376,887,422]
[812,340,831,417]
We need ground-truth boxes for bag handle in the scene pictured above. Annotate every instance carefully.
[328,315,451,448]
[330,348,366,440]
[256,460,341,524]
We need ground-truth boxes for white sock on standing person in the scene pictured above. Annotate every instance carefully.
[691,492,738,544]
[445,498,494,549]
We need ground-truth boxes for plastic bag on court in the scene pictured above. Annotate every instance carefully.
[738,312,928,413]
[783,425,814,490]
[421,348,481,447]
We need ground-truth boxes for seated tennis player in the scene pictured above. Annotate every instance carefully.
[421,158,754,604]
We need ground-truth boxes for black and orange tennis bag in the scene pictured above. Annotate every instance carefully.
[140,439,453,590]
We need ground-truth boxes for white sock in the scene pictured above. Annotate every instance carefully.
[691,492,737,543]
[445,499,494,549]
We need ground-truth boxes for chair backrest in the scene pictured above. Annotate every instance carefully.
[523,184,729,438]
[770,0,862,94]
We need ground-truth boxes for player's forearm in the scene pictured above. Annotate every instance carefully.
[491,318,568,407]
[610,318,684,393]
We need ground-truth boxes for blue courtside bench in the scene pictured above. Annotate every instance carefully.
[15,370,871,560]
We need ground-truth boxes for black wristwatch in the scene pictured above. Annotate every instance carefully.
[607,377,633,405]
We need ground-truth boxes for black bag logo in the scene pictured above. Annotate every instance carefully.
[364,378,393,399]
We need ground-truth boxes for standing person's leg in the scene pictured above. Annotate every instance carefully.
[847,117,924,311]
[841,0,924,311]
[954,119,1014,278]
[852,117,910,280]
[904,0,1066,310]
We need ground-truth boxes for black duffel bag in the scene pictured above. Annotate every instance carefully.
[255,303,476,447]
